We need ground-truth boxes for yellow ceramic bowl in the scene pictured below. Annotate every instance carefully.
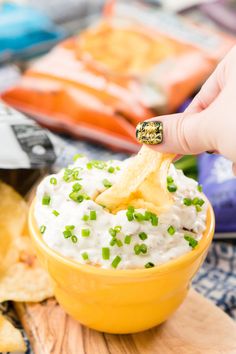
[29,201,215,334]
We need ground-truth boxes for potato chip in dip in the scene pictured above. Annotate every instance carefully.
[34,152,207,270]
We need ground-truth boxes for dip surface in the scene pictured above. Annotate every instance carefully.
[35,155,207,269]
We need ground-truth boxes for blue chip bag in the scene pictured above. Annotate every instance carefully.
[198,153,236,234]
[0,2,65,63]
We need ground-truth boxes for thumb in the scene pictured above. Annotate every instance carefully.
[136,111,213,155]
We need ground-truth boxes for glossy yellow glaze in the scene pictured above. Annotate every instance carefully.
[28,201,215,334]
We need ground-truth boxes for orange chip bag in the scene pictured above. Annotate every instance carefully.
[2,3,235,152]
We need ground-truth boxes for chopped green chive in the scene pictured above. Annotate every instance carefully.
[167,176,174,184]
[197,184,203,192]
[71,235,78,243]
[90,210,97,220]
[102,247,110,260]
[52,210,59,217]
[110,238,117,246]
[69,192,84,203]
[73,153,84,161]
[63,168,81,182]
[184,235,198,249]
[63,230,72,238]
[109,228,117,237]
[108,166,115,173]
[82,228,90,237]
[87,160,107,170]
[140,244,148,254]
[167,225,176,236]
[72,183,82,192]
[145,262,155,268]
[126,211,134,221]
[167,183,177,193]
[192,197,204,206]
[111,255,121,268]
[124,235,132,244]
[114,225,122,232]
[65,225,75,231]
[128,206,135,212]
[195,205,202,212]
[144,211,152,221]
[139,232,148,241]
[116,239,123,247]
[103,179,112,188]
[116,166,120,171]
[82,214,89,221]
[50,177,57,185]
[134,244,141,255]
[82,252,89,260]
[86,162,93,169]
[183,198,192,206]
[134,243,147,255]
[134,213,145,222]
[42,195,51,206]
[150,214,158,226]
[40,225,46,234]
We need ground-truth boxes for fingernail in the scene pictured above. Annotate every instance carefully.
[136,121,163,145]
[206,151,214,154]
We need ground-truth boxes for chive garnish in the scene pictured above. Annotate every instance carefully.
[140,244,148,254]
[71,235,78,243]
[73,153,84,161]
[102,247,110,260]
[124,235,132,244]
[109,228,117,237]
[63,230,72,238]
[184,235,198,249]
[103,179,112,188]
[134,244,147,255]
[82,228,90,237]
[134,244,141,255]
[52,210,59,217]
[90,210,97,220]
[139,232,148,241]
[167,225,176,236]
[116,239,123,247]
[82,252,89,260]
[111,256,121,268]
[110,238,117,246]
[167,176,174,184]
[50,177,57,185]
[145,262,155,268]
[69,192,84,203]
[108,166,115,173]
[40,225,46,234]
[197,184,203,192]
[183,198,192,206]
[63,167,81,182]
[167,183,177,193]
[126,210,134,221]
[72,183,82,192]
[195,205,202,212]
[134,213,145,222]
[82,214,89,221]
[42,195,51,206]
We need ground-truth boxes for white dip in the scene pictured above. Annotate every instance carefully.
[34,154,207,269]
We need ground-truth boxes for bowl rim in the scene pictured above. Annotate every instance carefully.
[29,199,215,277]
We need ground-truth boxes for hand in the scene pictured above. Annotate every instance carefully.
[137,46,236,173]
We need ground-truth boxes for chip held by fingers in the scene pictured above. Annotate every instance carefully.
[96,145,175,214]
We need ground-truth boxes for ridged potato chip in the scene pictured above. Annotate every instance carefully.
[96,145,175,214]
[0,313,26,352]
[0,181,53,302]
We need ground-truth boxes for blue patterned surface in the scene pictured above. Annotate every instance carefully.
[4,139,236,353]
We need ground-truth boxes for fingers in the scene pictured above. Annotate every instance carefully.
[186,62,224,114]
[136,110,213,155]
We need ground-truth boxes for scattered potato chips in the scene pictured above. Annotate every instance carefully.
[0,181,53,302]
[96,145,175,214]
[0,313,26,352]
[0,181,27,271]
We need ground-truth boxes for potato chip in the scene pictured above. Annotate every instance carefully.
[0,181,53,302]
[0,313,26,352]
[96,145,175,214]
[0,235,53,302]
[0,181,27,271]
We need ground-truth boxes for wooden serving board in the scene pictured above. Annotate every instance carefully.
[15,289,236,354]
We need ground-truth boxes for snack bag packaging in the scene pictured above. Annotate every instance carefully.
[198,153,236,236]
[0,2,65,64]
[2,1,235,152]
